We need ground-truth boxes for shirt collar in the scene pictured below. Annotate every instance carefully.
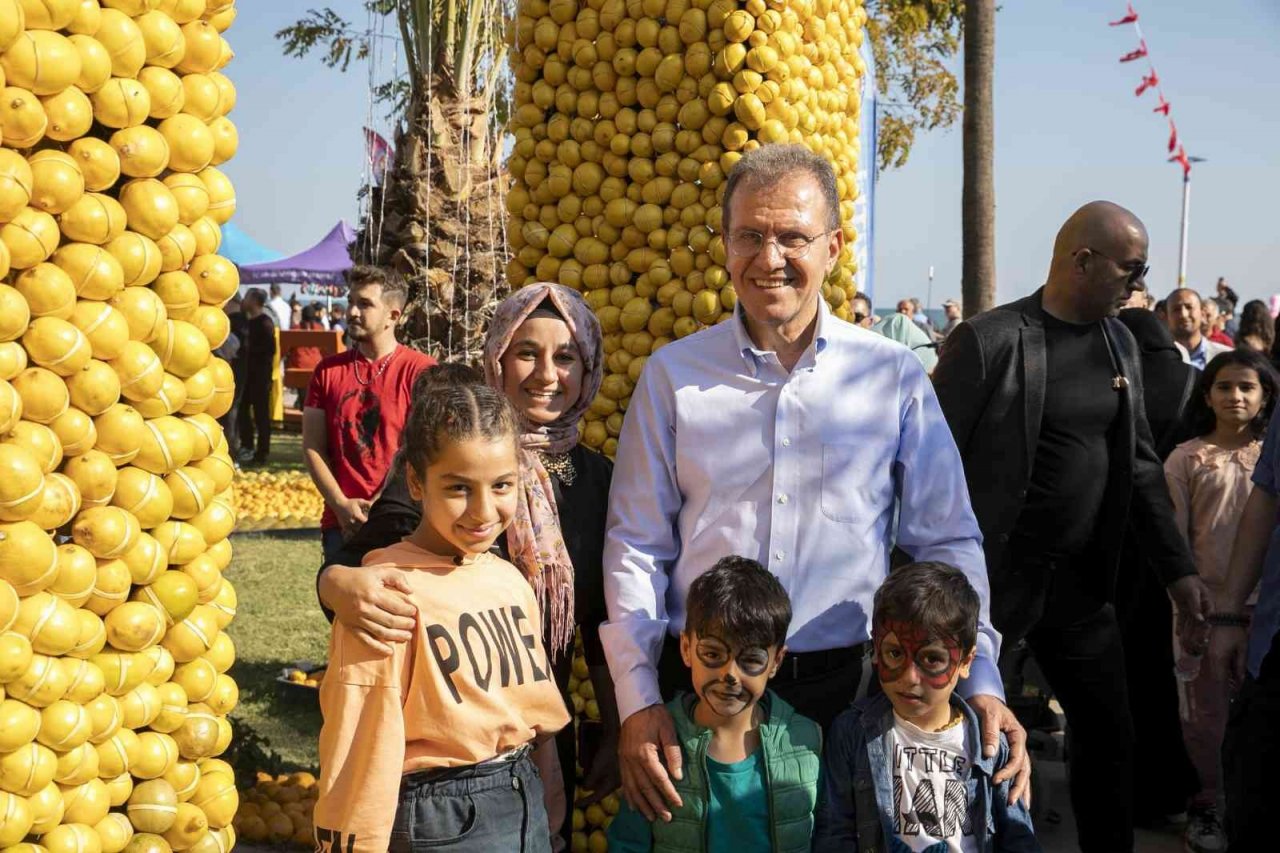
[732,298,831,375]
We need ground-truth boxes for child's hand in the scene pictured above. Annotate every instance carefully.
[319,563,417,654]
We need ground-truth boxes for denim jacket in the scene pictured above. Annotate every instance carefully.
[812,693,1041,852]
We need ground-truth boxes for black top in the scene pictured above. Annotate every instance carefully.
[1015,313,1121,560]
[319,443,614,665]
[242,313,277,363]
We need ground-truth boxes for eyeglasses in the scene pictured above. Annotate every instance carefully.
[1077,247,1149,285]
[726,229,833,260]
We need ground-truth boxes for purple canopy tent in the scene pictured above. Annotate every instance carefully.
[237,220,356,299]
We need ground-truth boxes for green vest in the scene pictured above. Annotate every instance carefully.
[650,690,822,853]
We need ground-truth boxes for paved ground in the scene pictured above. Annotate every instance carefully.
[1035,756,1186,852]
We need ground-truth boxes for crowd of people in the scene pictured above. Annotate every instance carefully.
[294,143,1277,853]
[215,282,350,467]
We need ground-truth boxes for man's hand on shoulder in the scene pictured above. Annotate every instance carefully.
[618,704,683,822]
[968,693,1031,807]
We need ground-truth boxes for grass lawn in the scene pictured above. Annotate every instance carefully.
[227,531,329,772]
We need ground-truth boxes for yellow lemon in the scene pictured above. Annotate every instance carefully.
[70,300,129,359]
[28,150,84,215]
[2,206,60,268]
[0,86,48,147]
[65,358,123,416]
[69,34,112,94]
[40,82,93,140]
[61,448,117,508]
[1,29,81,96]
[60,192,128,245]
[110,125,170,179]
[137,65,184,119]
[106,232,162,288]
[67,137,121,192]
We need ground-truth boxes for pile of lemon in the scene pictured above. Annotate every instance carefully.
[0,0,243,849]
[230,772,315,848]
[506,0,867,456]
[570,793,620,853]
[230,471,323,532]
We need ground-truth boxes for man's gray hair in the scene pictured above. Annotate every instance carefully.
[721,144,841,234]
[1166,286,1203,306]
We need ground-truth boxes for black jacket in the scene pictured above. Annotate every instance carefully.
[933,289,1196,600]
[318,443,614,665]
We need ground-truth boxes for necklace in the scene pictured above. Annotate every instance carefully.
[537,450,576,486]
[353,346,399,386]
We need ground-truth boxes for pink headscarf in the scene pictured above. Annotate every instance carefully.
[484,283,603,656]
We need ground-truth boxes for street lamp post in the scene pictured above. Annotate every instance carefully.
[1176,155,1206,287]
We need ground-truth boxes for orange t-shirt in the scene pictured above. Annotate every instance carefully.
[313,542,570,853]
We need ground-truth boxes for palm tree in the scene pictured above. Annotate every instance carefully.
[961,0,996,317]
[279,0,514,363]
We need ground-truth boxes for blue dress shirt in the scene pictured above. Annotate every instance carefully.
[601,303,1002,722]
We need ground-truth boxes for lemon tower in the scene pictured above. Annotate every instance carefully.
[0,1,241,850]
[506,0,868,461]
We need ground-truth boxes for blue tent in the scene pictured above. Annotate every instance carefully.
[220,221,284,266]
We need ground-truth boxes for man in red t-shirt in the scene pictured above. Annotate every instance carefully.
[302,266,435,563]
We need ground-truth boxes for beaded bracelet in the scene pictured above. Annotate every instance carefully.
[1207,613,1250,628]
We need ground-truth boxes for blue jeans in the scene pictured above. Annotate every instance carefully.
[321,528,346,568]
[389,752,550,853]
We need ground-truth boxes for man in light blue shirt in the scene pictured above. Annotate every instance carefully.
[601,144,1028,825]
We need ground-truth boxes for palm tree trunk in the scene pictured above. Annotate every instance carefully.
[355,73,508,365]
[962,0,996,318]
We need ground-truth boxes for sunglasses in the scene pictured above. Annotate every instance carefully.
[1078,247,1149,285]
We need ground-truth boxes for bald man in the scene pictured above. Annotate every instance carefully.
[934,201,1209,853]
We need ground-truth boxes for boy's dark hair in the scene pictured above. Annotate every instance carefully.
[1189,348,1279,440]
[346,264,410,311]
[685,556,791,648]
[873,562,979,653]
[401,381,518,477]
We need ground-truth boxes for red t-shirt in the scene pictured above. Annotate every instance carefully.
[304,345,436,529]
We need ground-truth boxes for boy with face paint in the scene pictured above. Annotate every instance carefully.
[814,562,1040,852]
[607,557,822,853]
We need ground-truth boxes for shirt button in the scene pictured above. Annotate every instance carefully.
[777,494,788,505]
[775,550,785,561]
[781,437,791,447]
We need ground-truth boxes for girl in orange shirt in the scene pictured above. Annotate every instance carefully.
[313,382,570,853]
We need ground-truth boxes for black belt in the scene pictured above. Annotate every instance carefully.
[774,643,868,682]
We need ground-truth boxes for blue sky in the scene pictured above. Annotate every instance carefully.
[227,1,1279,311]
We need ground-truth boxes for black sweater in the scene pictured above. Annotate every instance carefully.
[318,443,614,665]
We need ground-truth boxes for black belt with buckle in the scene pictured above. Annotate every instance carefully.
[774,643,867,682]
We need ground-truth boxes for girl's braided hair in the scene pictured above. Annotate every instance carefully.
[401,377,520,478]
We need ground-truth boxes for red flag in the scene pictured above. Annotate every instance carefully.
[1110,3,1139,25]
[1169,145,1191,176]
[363,127,394,184]
[1119,40,1148,62]
[1135,71,1159,96]
[1153,95,1171,115]
[1167,120,1178,153]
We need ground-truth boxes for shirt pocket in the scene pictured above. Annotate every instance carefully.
[820,442,874,523]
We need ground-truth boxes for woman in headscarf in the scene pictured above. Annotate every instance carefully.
[873,311,939,372]
[316,283,618,849]
[1114,307,1201,827]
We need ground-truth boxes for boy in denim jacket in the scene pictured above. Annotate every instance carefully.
[814,561,1040,852]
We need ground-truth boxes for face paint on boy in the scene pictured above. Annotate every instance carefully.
[873,618,963,690]
[694,636,774,718]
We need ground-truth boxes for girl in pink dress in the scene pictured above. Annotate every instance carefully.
[1165,348,1279,852]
